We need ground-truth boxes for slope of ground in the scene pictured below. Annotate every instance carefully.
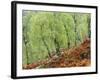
[23,38,90,69]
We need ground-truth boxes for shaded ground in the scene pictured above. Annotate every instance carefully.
[23,38,91,69]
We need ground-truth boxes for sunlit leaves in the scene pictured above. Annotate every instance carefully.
[22,11,91,65]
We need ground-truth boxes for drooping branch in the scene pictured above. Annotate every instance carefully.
[40,24,52,58]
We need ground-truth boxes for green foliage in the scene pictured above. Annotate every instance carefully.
[22,11,91,65]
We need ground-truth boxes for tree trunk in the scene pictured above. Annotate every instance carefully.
[40,24,52,58]
[42,37,52,58]
[63,24,70,48]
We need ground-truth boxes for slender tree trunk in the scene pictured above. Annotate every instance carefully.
[54,38,60,56]
[63,24,70,48]
[42,37,52,58]
[73,14,77,46]
[23,35,29,65]
[87,15,91,38]
[72,14,81,46]
[25,45,29,65]
[53,13,61,56]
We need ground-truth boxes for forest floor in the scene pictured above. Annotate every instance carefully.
[23,38,91,69]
